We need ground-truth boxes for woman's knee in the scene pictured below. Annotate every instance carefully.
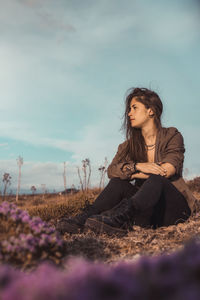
[148,174,170,185]
[108,177,134,190]
[109,177,128,184]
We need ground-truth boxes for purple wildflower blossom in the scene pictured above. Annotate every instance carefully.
[0,201,64,262]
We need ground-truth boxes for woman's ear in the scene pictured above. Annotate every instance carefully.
[148,108,154,118]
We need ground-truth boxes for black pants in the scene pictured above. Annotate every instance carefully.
[92,174,191,228]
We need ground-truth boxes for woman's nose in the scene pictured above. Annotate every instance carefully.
[128,110,132,116]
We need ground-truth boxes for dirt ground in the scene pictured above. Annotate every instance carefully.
[2,185,200,266]
[55,189,200,265]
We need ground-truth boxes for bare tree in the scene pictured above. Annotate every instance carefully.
[82,160,87,191]
[31,185,37,195]
[98,157,108,189]
[98,166,105,189]
[77,158,91,192]
[63,162,67,192]
[3,173,12,200]
[41,184,46,200]
[77,166,84,191]
[71,183,75,195]
[16,156,23,202]
[101,157,108,188]
[86,159,91,191]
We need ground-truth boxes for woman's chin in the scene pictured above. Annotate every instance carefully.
[131,124,140,128]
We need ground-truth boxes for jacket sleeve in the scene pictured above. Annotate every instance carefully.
[107,143,134,180]
[161,129,185,175]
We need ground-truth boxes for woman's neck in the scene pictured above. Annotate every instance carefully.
[141,122,158,144]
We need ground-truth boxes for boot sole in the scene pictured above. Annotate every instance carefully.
[84,217,128,237]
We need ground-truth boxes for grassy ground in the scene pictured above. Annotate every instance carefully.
[1,180,200,265]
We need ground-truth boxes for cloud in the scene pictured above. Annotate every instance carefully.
[18,0,47,8]
[0,159,109,192]
[36,11,76,33]
[0,115,123,165]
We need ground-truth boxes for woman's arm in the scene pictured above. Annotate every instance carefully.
[107,142,135,180]
[130,163,175,179]
[107,128,182,180]
[159,128,185,176]
[159,162,176,178]
[129,129,183,179]
[127,162,175,179]
[135,162,167,176]
[130,172,150,179]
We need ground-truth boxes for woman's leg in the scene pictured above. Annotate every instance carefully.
[85,174,191,235]
[130,174,191,227]
[92,177,139,213]
[152,177,191,227]
[56,177,138,234]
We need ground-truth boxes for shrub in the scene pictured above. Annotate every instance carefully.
[0,202,65,268]
[186,177,200,193]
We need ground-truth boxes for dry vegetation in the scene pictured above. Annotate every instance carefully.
[1,178,200,266]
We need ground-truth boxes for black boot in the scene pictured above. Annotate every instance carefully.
[56,203,99,234]
[84,198,135,236]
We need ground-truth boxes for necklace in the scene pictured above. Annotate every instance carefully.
[145,143,155,147]
[145,144,155,151]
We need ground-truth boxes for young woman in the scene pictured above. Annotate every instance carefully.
[56,87,197,236]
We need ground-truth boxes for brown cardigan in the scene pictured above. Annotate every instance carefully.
[107,127,197,214]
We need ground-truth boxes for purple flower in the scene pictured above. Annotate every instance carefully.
[0,201,64,264]
[2,263,68,300]
[0,264,22,290]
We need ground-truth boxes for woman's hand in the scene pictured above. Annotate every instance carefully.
[136,162,167,176]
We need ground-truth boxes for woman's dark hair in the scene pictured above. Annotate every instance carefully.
[119,87,163,163]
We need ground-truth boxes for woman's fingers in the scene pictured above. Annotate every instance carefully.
[137,163,167,176]
[152,164,167,176]
[154,164,166,173]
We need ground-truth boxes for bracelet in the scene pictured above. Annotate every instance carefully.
[133,162,137,173]
[123,162,138,174]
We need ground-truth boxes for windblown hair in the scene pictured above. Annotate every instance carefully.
[119,87,163,163]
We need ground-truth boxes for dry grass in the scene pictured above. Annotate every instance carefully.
[1,181,200,265]
[62,192,200,265]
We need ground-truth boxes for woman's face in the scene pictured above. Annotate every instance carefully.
[128,97,153,128]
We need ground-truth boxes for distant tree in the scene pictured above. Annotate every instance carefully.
[31,186,37,195]
[16,156,23,202]
[63,162,67,192]
[3,173,12,200]
[98,157,108,189]
[77,158,91,192]
[77,166,84,192]
[41,184,46,200]
[85,159,91,191]
[71,184,75,195]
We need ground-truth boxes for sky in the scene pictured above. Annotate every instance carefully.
[0,0,200,194]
